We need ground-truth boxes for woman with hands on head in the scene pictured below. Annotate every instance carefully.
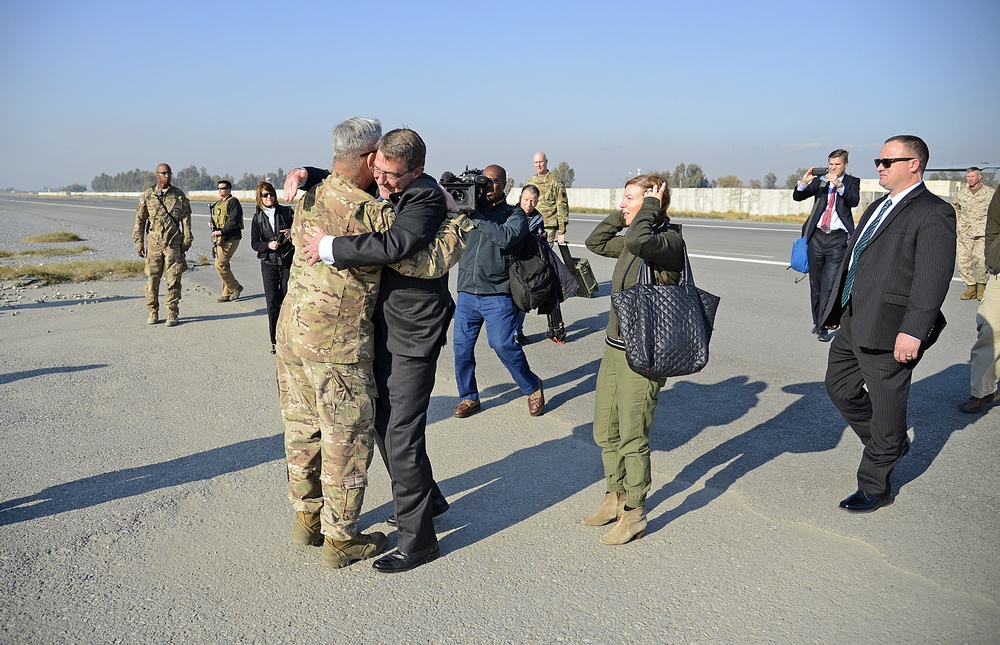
[583,174,685,545]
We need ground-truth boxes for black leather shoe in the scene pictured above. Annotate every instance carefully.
[372,544,440,573]
[386,496,449,527]
[839,490,893,513]
[817,329,830,342]
[811,324,821,334]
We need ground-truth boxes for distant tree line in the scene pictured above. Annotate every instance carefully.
[90,166,287,192]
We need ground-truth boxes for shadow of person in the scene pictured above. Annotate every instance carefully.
[0,295,142,312]
[646,381,846,535]
[0,363,108,385]
[0,434,284,526]
[561,309,609,343]
[419,426,603,554]
[890,363,979,493]
[652,376,767,452]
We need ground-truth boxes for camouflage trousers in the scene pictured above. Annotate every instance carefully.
[276,345,376,541]
[145,244,185,315]
[957,233,987,285]
[214,238,242,298]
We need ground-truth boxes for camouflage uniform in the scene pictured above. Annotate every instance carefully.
[133,185,193,316]
[954,183,996,286]
[276,172,471,540]
[526,171,569,244]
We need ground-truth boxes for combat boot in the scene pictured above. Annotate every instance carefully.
[147,312,159,325]
[978,283,987,300]
[321,531,388,569]
[961,284,978,300]
[291,511,323,547]
[165,313,178,327]
[600,506,647,545]
[582,491,625,526]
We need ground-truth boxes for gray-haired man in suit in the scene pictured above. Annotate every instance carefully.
[821,135,956,513]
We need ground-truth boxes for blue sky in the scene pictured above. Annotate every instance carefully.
[1,0,997,191]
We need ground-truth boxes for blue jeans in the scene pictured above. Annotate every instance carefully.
[454,292,540,400]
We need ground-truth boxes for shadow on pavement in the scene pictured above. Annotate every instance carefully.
[0,363,109,385]
[0,434,284,526]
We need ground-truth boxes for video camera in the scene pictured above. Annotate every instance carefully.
[440,167,490,212]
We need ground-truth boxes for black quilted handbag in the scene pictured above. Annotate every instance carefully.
[610,243,720,378]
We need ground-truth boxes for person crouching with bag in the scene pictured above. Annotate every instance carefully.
[583,174,684,545]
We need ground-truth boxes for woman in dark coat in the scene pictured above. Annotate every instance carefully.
[250,181,294,354]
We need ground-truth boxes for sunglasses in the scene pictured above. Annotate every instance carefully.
[260,192,275,198]
[874,157,915,169]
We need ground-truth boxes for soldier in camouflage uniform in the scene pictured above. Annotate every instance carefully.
[954,167,996,300]
[275,117,471,569]
[525,152,571,343]
[133,163,193,327]
[525,152,569,245]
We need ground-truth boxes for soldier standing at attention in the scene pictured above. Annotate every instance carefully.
[954,167,996,301]
[525,151,571,343]
[276,117,470,569]
[133,163,192,327]
[211,179,244,302]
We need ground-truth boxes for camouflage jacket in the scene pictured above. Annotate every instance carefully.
[954,183,996,237]
[133,185,193,249]
[525,171,569,233]
[276,172,472,364]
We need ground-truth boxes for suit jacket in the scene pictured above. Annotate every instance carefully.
[301,169,453,359]
[821,183,956,350]
[793,174,861,242]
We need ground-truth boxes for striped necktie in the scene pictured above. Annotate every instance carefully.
[841,197,893,307]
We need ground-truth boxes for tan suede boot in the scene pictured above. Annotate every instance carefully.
[977,283,987,300]
[600,506,647,545]
[321,531,388,569]
[582,491,625,526]
[292,511,323,546]
[961,284,978,300]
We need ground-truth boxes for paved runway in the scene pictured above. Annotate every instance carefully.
[1,196,997,643]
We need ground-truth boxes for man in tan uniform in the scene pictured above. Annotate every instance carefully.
[133,163,192,327]
[276,117,470,569]
[210,179,244,302]
[954,167,996,300]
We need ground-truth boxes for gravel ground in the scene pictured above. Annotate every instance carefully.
[1,207,997,644]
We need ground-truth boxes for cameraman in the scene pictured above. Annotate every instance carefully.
[452,165,545,419]
[792,149,860,342]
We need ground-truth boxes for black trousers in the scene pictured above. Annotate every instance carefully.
[808,230,848,326]
[825,307,916,496]
[372,320,442,554]
[260,261,290,345]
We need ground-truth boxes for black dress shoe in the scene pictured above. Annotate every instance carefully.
[839,490,893,513]
[817,329,830,342]
[372,544,440,573]
[811,324,821,334]
[386,496,449,527]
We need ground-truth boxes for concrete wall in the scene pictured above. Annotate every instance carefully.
[46,180,959,218]
[564,179,956,217]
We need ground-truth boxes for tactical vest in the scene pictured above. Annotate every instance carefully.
[212,197,243,229]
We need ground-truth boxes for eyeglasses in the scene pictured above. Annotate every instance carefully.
[874,158,915,169]
[370,162,413,181]
[260,192,275,198]
[487,178,504,185]
[358,150,376,158]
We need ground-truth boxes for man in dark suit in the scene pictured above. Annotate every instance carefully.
[821,135,956,513]
[793,149,860,342]
[295,129,453,572]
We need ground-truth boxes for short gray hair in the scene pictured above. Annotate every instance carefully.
[333,117,382,160]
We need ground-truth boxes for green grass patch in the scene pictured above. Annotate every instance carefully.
[23,232,83,243]
[0,260,145,284]
[0,245,93,258]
